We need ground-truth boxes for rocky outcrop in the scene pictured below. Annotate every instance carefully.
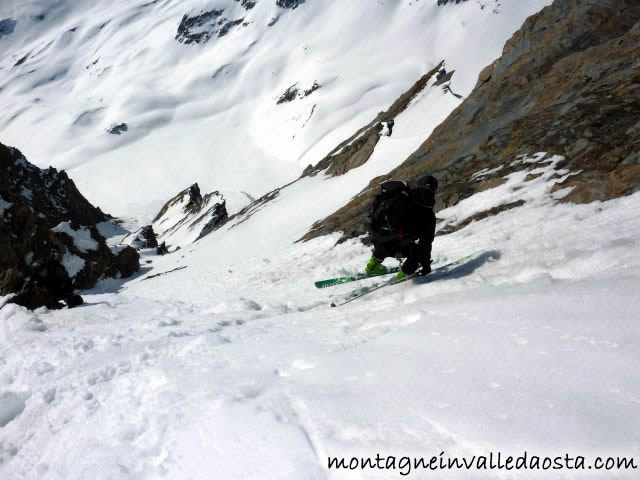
[0,18,16,39]
[276,84,299,104]
[176,9,245,45]
[151,185,229,246]
[0,143,139,298]
[235,0,257,10]
[107,123,128,135]
[303,81,321,97]
[176,9,223,44]
[276,81,320,105]
[303,0,640,241]
[437,0,469,5]
[277,0,306,9]
[127,225,158,250]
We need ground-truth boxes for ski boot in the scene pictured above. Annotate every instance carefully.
[365,256,388,276]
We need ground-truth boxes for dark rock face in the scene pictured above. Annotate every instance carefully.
[276,81,321,105]
[151,185,229,245]
[218,18,244,37]
[303,81,321,97]
[304,0,640,242]
[0,143,139,301]
[176,9,245,44]
[129,225,158,249]
[276,0,306,9]
[176,10,224,44]
[115,247,140,278]
[437,0,469,5]
[276,84,299,104]
[268,15,280,27]
[107,123,128,135]
[0,18,16,38]
[235,0,257,10]
[196,201,229,241]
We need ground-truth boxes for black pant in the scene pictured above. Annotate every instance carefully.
[372,240,430,275]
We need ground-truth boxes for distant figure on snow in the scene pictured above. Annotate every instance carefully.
[365,175,438,280]
[379,119,394,137]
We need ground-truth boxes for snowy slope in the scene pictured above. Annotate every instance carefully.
[1,156,639,478]
[0,0,551,217]
[5,1,638,478]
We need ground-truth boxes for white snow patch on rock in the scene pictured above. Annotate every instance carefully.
[0,391,28,427]
[60,252,86,278]
[0,196,12,216]
[51,222,98,252]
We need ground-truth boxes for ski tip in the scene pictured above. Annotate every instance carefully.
[330,302,336,308]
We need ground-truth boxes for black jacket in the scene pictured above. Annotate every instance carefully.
[369,185,437,273]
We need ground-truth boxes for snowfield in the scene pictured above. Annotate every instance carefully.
[0,0,551,217]
[2,0,639,478]
[1,166,640,478]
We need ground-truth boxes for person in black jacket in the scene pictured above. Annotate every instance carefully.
[365,175,438,279]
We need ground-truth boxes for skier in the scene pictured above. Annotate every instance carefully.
[365,175,438,280]
[156,241,169,255]
[379,119,394,137]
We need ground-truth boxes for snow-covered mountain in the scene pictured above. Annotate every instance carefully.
[2,1,640,479]
[0,0,550,217]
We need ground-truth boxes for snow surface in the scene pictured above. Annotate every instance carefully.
[0,0,551,216]
[1,153,639,478]
[96,220,130,248]
[51,222,98,252]
[4,1,637,478]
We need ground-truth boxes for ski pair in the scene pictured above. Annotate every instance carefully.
[329,252,482,307]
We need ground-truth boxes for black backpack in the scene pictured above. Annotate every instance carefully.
[369,180,412,242]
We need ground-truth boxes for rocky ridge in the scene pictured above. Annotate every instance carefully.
[0,143,139,296]
[150,185,229,247]
[218,61,457,232]
[176,0,308,45]
[301,62,448,178]
[302,0,640,242]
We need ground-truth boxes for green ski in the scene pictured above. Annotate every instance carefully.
[314,266,401,289]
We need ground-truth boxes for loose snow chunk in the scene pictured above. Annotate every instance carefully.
[52,222,98,252]
[60,252,86,278]
[0,391,27,427]
[471,165,504,180]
